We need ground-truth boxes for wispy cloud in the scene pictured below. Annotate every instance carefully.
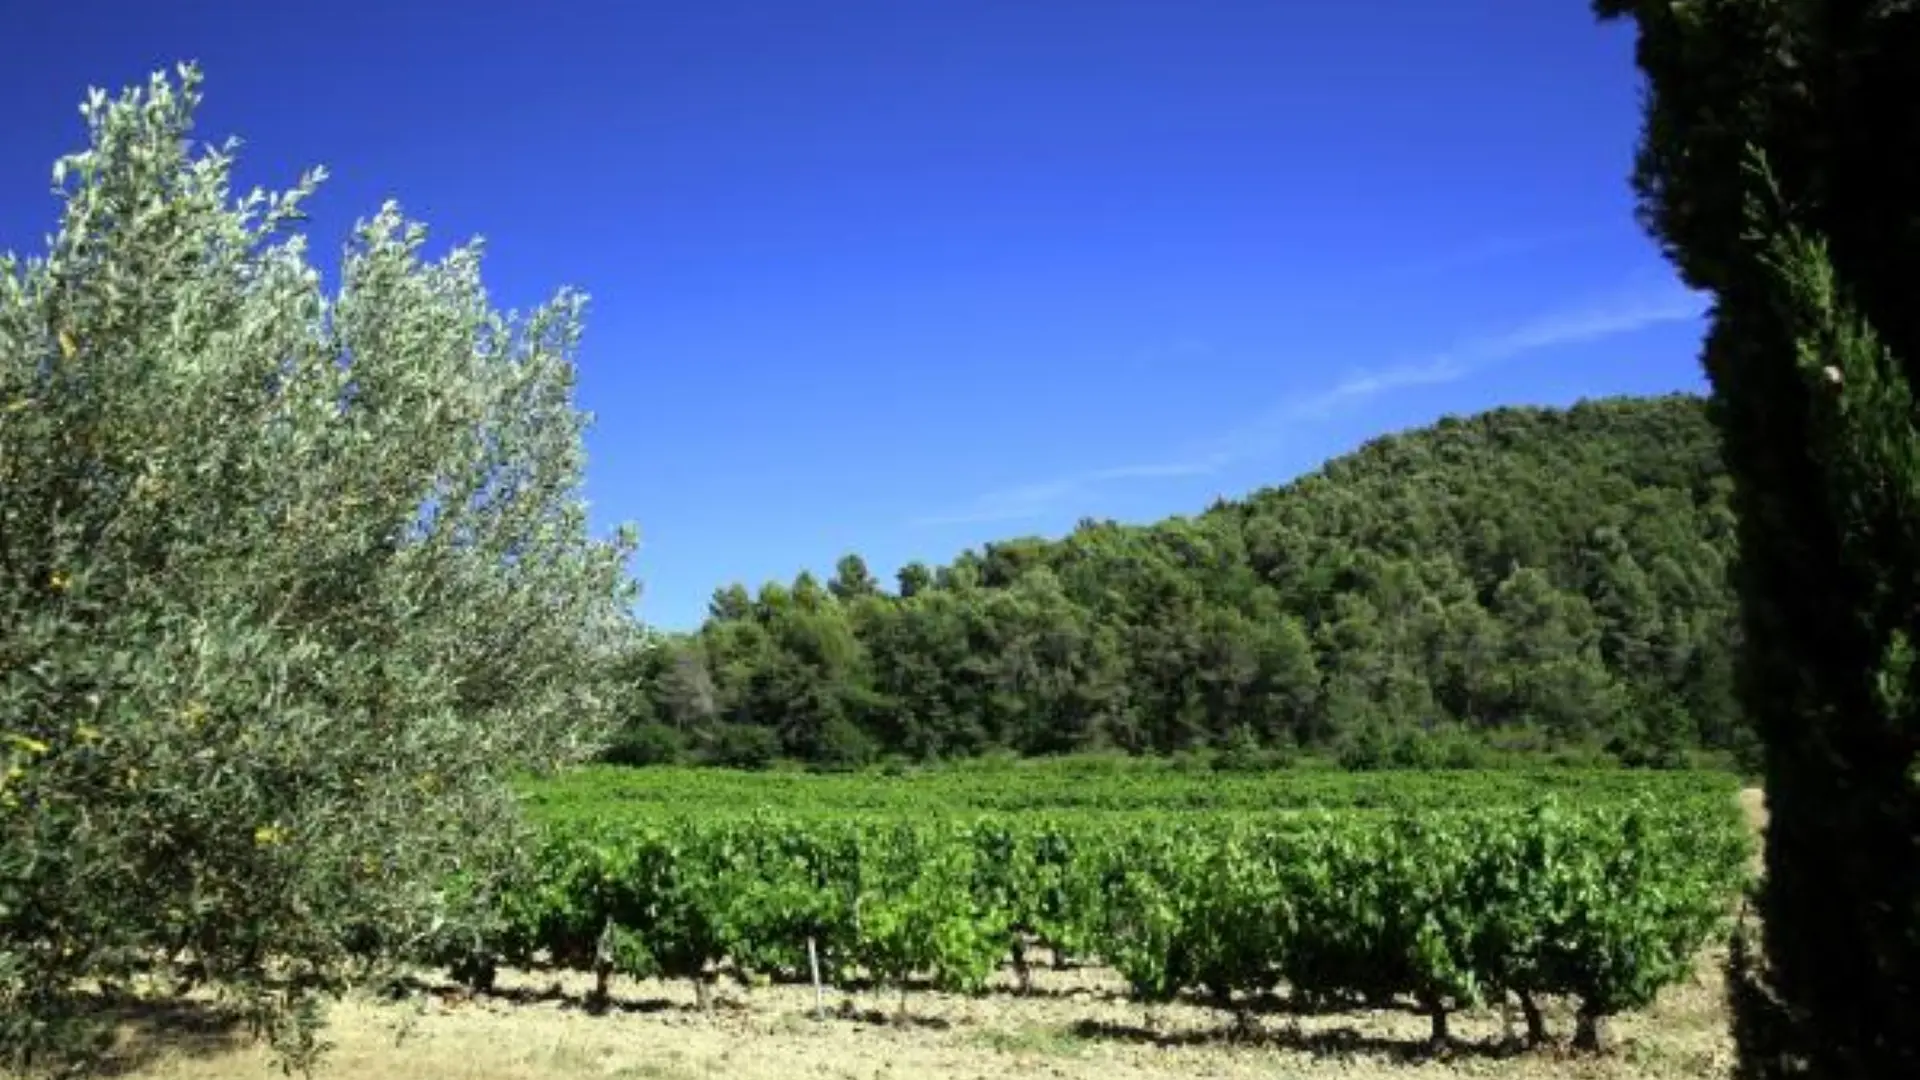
[1280,284,1710,422]
[912,281,1709,529]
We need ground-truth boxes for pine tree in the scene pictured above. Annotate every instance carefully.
[829,553,881,601]
[895,561,934,598]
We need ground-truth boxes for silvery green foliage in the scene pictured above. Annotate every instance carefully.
[0,64,639,1069]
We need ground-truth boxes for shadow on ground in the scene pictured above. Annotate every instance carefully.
[827,999,955,1031]
[391,972,774,1019]
[1065,1016,1533,1062]
[46,997,252,1078]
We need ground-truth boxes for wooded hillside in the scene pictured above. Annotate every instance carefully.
[616,394,1745,768]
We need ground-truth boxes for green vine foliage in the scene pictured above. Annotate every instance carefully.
[0,66,639,1071]
[454,787,1750,1045]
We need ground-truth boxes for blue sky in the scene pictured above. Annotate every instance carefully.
[1,1,1707,631]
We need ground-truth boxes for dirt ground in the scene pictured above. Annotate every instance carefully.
[1738,787,1766,833]
[81,942,1742,1080]
[43,789,1770,1080]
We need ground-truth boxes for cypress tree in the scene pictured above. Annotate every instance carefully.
[1593,3,1920,1076]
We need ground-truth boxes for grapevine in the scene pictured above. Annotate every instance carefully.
[436,773,1752,1045]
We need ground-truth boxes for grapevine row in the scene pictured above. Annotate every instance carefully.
[425,793,1751,1049]
[521,763,1741,822]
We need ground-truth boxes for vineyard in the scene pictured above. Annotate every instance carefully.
[516,759,1739,819]
[396,767,1754,1055]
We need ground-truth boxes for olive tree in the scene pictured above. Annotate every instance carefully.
[0,65,639,1069]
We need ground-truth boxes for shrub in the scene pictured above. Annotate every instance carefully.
[601,724,688,767]
[707,724,781,771]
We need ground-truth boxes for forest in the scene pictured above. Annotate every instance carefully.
[615,393,1749,770]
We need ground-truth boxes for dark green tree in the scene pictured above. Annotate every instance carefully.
[708,583,753,622]
[865,589,982,758]
[1251,613,1321,746]
[1492,567,1625,741]
[790,570,829,611]
[828,554,881,602]
[1594,2,1920,1075]
[896,561,934,599]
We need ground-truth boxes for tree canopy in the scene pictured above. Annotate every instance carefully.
[0,66,639,1068]
[614,394,1747,771]
[1595,3,1920,1076]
